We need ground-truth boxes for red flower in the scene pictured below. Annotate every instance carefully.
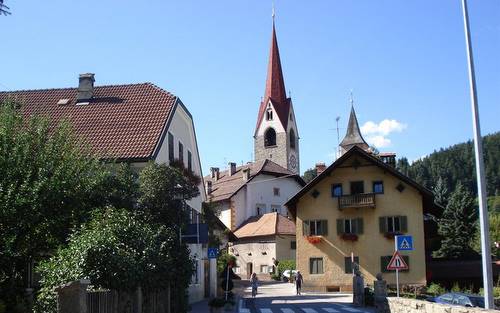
[306,236,322,244]
[341,233,358,241]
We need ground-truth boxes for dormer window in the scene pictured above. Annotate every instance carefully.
[266,109,273,121]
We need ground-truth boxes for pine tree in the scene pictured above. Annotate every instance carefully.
[433,177,449,208]
[434,183,478,259]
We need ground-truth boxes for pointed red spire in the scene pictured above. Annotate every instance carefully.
[264,22,287,105]
[255,21,290,134]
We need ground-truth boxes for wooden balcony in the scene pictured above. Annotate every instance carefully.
[338,193,376,210]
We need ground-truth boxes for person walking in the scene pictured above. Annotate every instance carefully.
[295,271,303,295]
[250,273,259,298]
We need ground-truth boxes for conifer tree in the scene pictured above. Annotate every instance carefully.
[434,183,478,259]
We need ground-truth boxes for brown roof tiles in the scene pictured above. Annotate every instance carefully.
[0,83,177,160]
[233,212,295,239]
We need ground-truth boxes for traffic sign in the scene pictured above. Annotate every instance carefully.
[387,251,409,271]
[208,247,219,259]
[396,235,413,251]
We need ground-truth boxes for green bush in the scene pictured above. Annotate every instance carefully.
[217,251,237,273]
[479,287,500,299]
[0,300,5,313]
[276,260,296,279]
[34,208,193,313]
[427,283,446,296]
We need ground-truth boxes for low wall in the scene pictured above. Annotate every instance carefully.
[387,297,498,313]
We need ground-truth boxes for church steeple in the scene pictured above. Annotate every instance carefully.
[255,20,290,134]
[340,103,369,154]
[253,13,300,175]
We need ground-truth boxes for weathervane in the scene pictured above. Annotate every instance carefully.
[272,1,275,21]
[349,89,354,107]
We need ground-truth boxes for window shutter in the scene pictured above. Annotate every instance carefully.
[379,217,387,233]
[400,216,408,232]
[322,220,328,236]
[337,219,344,235]
[356,218,364,234]
[344,257,352,274]
[402,256,410,272]
[381,256,391,273]
[303,221,310,236]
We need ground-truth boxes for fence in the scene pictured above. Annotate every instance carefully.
[56,280,170,313]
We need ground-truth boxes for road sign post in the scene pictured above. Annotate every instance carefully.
[391,235,412,297]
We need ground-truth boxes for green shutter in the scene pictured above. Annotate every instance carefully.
[356,218,364,234]
[400,216,408,232]
[337,219,344,235]
[381,256,391,273]
[303,220,310,236]
[322,220,328,236]
[344,257,352,274]
[402,256,410,272]
[379,217,387,233]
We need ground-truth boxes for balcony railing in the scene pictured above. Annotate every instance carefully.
[338,193,376,209]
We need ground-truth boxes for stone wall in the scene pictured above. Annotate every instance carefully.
[387,297,498,313]
[254,132,288,170]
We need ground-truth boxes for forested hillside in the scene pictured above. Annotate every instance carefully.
[396,132,500,198]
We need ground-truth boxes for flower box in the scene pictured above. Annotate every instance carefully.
[384,232,402,239]
[306,236,322,244]
[340,233,358,241]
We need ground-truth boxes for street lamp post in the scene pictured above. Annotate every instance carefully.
[460,0,494,309]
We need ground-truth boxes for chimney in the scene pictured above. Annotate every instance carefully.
[77,73,95,102]
[242,168,251,181]
[315,162,327,175]
[205,180,212,195]
[210,167,220,181]
[228,162,236,176]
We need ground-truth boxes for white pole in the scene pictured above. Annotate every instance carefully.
[394,236,400,298]
[461,0,494,309]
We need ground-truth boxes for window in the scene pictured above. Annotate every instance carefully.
[168,132,174,162]
[373,181,384,194]
[337,218,363,235]
[290,113,293,121]
[264,128,276,147]
[381,255,409,273]
[271,205,281,214]
[331,184,343,197]
[379,216,408,234]
[273,187,280,196]
[303,220,328,236]
[187,150,192,172]
[178,141,184,163]
[290,241,296,250]
[344,256,359,274]
[192,257,199,284]
[289,129,296,149]
[350,181,364,194]
[309,258,324,274]
[260,265,269,273]
[233,266,241,274]
[266,109,273,121]
[256,204,265,216]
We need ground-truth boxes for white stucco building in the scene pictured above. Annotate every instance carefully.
[0,73,211,304]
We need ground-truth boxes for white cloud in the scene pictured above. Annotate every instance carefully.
[360,119,407,149]
[361,119,407,136]
[366,135,391,148]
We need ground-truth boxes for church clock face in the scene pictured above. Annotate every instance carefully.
[289,154,297,170]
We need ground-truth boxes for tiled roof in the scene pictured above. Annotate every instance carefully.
[233,212,295,239]
[204,159,300,202]
[0,83,177,160]
[340,106,369,151]
[255,22,291,134]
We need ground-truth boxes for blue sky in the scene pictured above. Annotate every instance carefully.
[1,1,499,174]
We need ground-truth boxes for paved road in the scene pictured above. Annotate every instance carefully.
[239,281,375,313]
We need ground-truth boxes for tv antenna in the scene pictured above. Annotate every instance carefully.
[0,0,11,16]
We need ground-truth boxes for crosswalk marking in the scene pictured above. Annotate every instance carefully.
[301,309,318,313]
[260,309,273,313]
[322,308,340,313]
[280,309,295,313]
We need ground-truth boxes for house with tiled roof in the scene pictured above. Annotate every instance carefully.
[204,18,305,279]
[0,73,209,303]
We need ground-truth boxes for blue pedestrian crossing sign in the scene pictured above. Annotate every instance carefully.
[207,247,219,259]
[396,235,413,251]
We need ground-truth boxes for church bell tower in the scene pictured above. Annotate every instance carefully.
[254,18,299,175]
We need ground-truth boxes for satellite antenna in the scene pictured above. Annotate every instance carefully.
[0,0,11,16]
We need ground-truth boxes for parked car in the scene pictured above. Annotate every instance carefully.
[427,292,485,308]
[282,270,297,282]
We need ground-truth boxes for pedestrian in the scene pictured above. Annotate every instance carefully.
[250,272,259,298]
[295,270,303,295]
